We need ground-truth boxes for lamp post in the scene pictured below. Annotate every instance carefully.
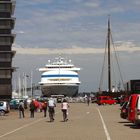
[31,70,33,97]
[18,73,21,98]
[32,83,35,98]
[23,73,29,98]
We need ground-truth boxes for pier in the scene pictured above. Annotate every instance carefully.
[0,103,140,140]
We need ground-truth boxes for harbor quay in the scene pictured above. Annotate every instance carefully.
[0,103,140,140]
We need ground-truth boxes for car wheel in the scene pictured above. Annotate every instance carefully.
[0,110,5,116]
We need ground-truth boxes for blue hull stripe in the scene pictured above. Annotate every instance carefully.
[42,74,78,78]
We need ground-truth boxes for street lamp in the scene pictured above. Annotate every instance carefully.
[32,83,35,98]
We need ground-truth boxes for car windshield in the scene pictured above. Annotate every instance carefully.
[122,102,128,108]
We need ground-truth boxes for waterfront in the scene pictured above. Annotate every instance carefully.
[0,103,140,140]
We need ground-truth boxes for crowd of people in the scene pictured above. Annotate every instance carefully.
[18,98,70,122]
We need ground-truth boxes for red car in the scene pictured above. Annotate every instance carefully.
[120,101,128,119]
[127,94,139,122]
[97,96,117,105]
[120,95,130,106]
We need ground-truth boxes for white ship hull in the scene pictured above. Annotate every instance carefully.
[39,56,81,97]
[41,84,79,97]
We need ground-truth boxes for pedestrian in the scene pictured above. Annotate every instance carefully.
[61,99,69,122]
[33,99,39,112]
[87,96,90,106]
[13,99,17,109]
[29,100,35,118]
[18,100,25,118]
[24,99,28,109]
[38,101,43,112]
[42,100,47,117]
[48,97,56,122]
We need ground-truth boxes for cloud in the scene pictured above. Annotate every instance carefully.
[14,0,140,51]
[13,41,140,55]
[16,30,25,34]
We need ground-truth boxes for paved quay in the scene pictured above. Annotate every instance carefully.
[0,103,140,140]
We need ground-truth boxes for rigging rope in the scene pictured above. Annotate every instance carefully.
[110,32,125,90]
[99,35,108,92]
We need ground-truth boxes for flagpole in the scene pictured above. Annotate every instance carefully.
[22,72,25,98]
[18,73,21,98]
[25,72,27,97]
[31,70,33,98]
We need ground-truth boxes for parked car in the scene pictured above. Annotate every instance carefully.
[127,94,139,122]
[0,101,10,116]
[120,95,130,106]
[97,96,117,105]
[120,101,128,119]
[134,94,140,125]
[91,96,97,103]
[10,99,20,109]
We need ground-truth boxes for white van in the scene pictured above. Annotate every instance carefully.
[134,94,140,125]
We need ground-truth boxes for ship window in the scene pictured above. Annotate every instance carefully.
[49,79,70,81]
[47,67,72,68]
[42,75,78,78]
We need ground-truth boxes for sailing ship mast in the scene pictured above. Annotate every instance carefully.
[98,17,125,96]
[107,17,112,93]
[99,17,113,93]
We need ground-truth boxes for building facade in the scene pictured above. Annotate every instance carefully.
[0,0,16,100]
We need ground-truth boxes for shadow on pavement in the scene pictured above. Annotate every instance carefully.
[118,121,131,124]
[123,123,140,129]
[130,125,140,129]
[118,121,140,129]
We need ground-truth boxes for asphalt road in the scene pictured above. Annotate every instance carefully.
[0,103,140,140]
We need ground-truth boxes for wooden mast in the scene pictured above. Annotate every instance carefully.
[107,17,112,93]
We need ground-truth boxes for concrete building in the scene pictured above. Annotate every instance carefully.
[0,0,16,100]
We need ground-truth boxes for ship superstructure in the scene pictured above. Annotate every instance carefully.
[39,56,81,97]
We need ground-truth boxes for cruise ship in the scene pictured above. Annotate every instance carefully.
[39,56,81,97]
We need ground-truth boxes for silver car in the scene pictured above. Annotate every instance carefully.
[0,101,10,116]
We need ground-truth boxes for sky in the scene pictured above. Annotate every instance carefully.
[12,0,140,93]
